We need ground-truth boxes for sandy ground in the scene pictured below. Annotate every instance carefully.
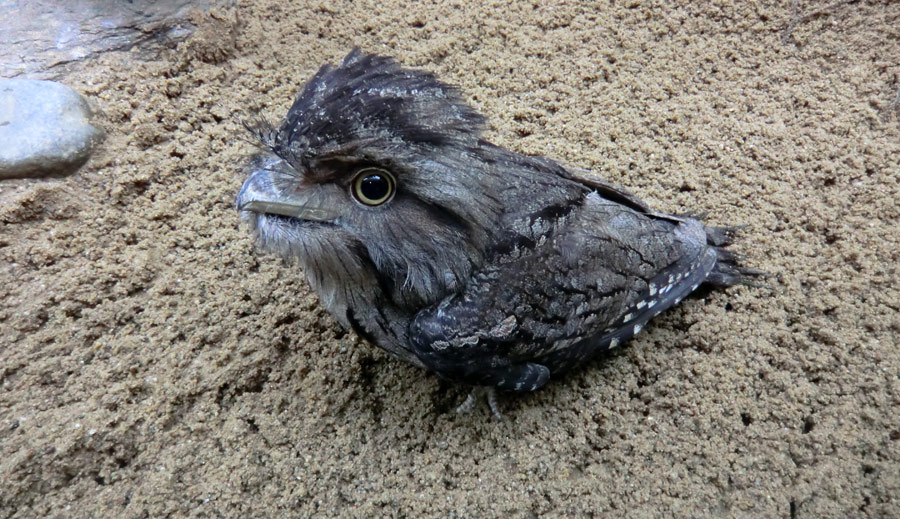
[2,1,899,517]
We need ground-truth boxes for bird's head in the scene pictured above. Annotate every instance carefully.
[236,50,508,313]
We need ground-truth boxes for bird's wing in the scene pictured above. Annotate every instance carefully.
[564,166,697,228]
[409,192,717,392]
[564,167,654,214]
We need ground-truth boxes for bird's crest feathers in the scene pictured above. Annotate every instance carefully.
[249,49,486,175]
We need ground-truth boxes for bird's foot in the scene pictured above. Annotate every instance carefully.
[456,386,503,421]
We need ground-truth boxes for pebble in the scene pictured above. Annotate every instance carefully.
[0,79,102,179]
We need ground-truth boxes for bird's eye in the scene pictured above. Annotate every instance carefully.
[351,168,396,206]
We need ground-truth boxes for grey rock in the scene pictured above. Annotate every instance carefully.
[0,80,102,179]
[0,0,230,78]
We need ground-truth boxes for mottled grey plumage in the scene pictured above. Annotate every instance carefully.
[236,50,755,410]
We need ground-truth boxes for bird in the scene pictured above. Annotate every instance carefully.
[235,49,757,418]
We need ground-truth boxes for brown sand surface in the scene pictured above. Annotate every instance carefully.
[2,1,899,517]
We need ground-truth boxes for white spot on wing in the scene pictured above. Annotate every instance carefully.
[610,338,620,349]
[489,315,518,338]
[634,324,643,335]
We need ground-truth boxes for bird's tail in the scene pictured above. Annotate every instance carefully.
[703,225,765,287]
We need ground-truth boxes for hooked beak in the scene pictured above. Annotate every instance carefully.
[235,156,339,222]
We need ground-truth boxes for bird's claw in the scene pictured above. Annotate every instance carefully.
[456,386,503,421]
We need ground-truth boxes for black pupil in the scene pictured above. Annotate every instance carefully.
[360,174,390,202]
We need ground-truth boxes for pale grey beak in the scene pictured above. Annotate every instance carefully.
[236,158,340,222]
